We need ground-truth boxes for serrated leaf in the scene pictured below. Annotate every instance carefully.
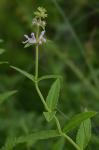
[10,66,35,82]
[3,130,60,149]
[0,90,17,105]
[63,111,97,133]
[46,79,60,111]
[76,119,91,149]
[43,111,56,122]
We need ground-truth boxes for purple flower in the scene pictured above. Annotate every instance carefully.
[38,30,46,44]
[22,33,36,44]
[22,30,46,46]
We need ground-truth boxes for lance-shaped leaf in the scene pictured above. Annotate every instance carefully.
[76,119,91,149]
[10,66,35,82]
[0,90,17,105]
[46,79,60,111]
[63,111,97,133]
[38,75,62,82]
[3,130,60,149]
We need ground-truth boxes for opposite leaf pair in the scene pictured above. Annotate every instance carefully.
[9,65,97,150]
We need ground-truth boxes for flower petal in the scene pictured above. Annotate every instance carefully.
[22,40,28,44]
[24,35,29,39]
[39,30,45,39]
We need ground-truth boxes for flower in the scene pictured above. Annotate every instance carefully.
[34,7,47,19]
[22,33,36,45]
[32,18,46,29]
[23,30,46,47]
[38,30,46,44]
[32,18,38,26]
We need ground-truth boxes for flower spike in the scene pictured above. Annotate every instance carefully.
[22,7,47,48]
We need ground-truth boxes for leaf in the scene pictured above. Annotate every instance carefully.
[10,66,35,82]
[0,90,17,105]
[18,130,60,142]
[63,111,97,133]
[0,49,5,55]
[43,111,56,122]
[3,130,60,149]
[38,75,62,82]
[76,119,91,150]
[46,79,60,111]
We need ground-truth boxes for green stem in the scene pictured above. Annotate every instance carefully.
[54,116,62,134]
[34,23,50,111]
[54,116,81,150]
[35,24,39,80]
[62,133,81,150]
[35,82,50,112]
[35,45,39,80]
[34,83,81,150]
[34,22,81,150]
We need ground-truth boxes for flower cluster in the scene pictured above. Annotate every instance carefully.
[23,31,46,46]
[32,18,46,29]
[34,7,47,19]
[23,7,47,48]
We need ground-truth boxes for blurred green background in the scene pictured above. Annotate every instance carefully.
[0,0,99,149]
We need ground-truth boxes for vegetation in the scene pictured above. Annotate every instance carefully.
[0,0,99,149]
